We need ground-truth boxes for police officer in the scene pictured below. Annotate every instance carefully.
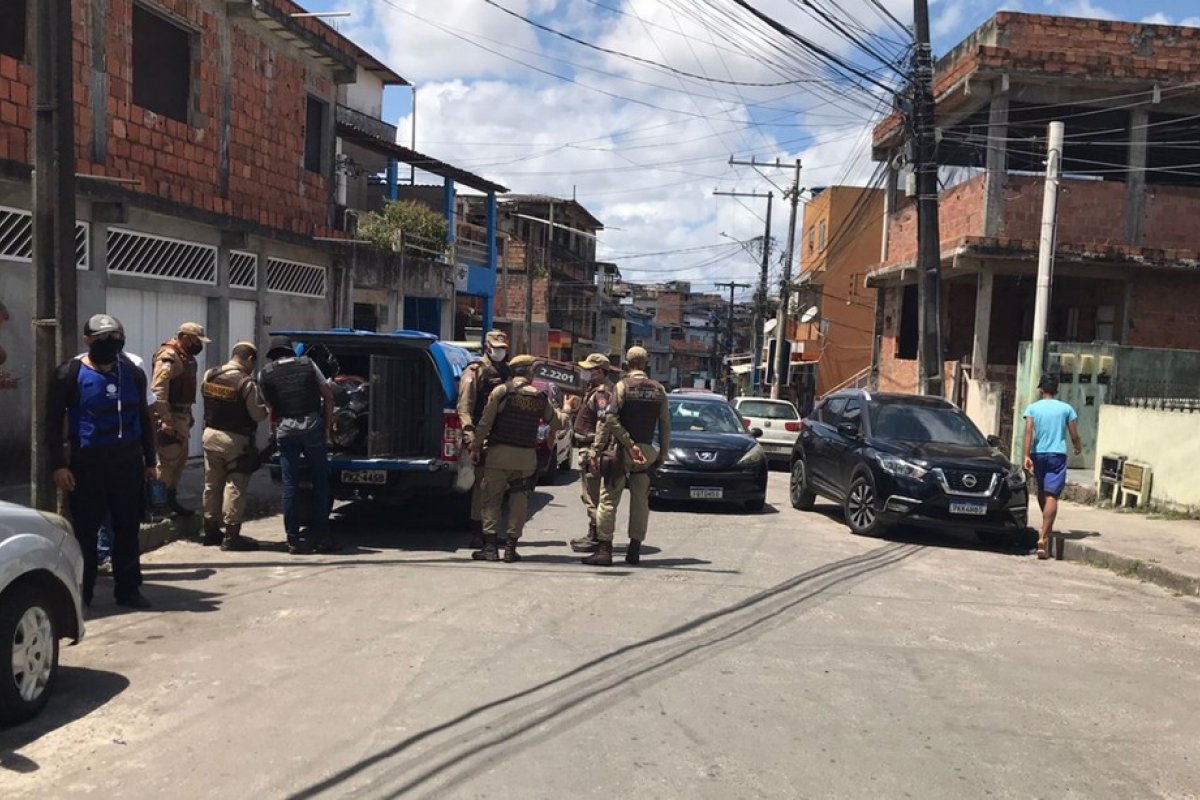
[456,330,511,548]
[200,341,269,551]
[151,321,209,516]
[259,336,334,555]
[570,352,619,553]
[46,314,156,609]
[586,346,670,567]
[470,355,567,563]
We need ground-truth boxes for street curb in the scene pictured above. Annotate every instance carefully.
[1056,536,1200,597]
[137,494,283,554]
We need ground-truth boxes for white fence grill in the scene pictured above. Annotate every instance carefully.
[266,257,326,298]
[0,205,90,269]
[106,228,218,284]
[229,250,258,290]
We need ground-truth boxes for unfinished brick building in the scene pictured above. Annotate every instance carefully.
[869,12,1200,447]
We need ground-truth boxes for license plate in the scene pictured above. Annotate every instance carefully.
[690,487,724,500]
[341,469,387,485]
[949,501,987,516]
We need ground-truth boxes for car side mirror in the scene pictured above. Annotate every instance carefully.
[837,421,860,438]
[750,427,764,439]
[986,435,1002,448]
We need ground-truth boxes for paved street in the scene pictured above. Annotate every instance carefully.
[3,469,1199,799]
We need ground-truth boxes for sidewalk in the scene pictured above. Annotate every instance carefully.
[1043,497,1200,597]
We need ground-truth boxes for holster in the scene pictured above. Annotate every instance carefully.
[156,429,184,447]
[598,450,625,486]
[508,473,537,494]
[232,437,277,474]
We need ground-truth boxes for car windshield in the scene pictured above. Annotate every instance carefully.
[870,402,988,447]
[738,400,798,420]
[669,400,746,434]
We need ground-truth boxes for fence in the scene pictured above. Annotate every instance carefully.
[1106,378,1200,412]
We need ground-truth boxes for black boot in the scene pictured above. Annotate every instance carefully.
[570,521,599,553]
[503,537,521,563]
[581,540,613,567]
[167,488,194,518]
[467,520,484,550]
[472,534,500,561]
[201,519,224,547]
[625,539,642,566]
[221,523,260,552]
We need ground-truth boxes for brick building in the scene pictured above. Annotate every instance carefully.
[868,12,1200,448]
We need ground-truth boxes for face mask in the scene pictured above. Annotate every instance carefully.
[591,370,606,384]
[489,348,507,363]
[186,341,204,356]
[89,337,125,365]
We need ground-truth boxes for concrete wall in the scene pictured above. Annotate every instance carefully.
[1095,405,1200,511]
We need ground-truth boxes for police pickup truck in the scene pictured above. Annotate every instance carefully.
[268,329,476,524]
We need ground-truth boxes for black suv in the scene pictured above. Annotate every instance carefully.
[789,391,1029,543]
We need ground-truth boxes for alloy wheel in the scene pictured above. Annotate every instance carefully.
[847,479,876,531]
[12,606,54,703]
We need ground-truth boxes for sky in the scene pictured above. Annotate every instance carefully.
[303,0,1200,299]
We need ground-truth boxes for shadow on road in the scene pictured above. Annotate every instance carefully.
[0,667,130,771]
[805,502,1038,556]
[650,501,780,516]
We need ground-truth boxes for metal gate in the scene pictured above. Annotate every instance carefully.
[367,354,435,458]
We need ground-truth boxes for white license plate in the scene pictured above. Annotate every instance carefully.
[341,469,387,485]
[690,487,724,500]
[949,501,987,516]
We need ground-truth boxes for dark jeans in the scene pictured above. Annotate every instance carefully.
[278,426,330,542]
[69,445,145,603]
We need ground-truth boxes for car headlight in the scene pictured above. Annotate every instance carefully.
[38,510,74,536]
[878,455,928,480]
[1006,466,1028,489]
[736,444,765,466]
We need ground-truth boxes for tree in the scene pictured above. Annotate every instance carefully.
[358,200,449,258]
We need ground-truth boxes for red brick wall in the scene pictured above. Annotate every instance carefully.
[884,176,985,267]
[494,275,548,323]
[1141,186,1200,251]
[0,0,338,236]
[1128,272,1200,349]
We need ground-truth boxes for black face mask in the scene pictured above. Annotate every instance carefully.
[185,342,204,356]
[89,338,125,365]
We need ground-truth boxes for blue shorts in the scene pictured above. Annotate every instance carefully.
[1032,453,1068,496]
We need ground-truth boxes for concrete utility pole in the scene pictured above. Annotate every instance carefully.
[31,0,78,511]
[1029,121,1065,401]
[715,281,750,397]
[913,0,944,397]
[772,160,803,400]
[714,190,772,395]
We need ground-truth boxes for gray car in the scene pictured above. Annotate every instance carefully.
[0,501,86,725]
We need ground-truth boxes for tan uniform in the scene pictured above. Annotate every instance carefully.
[595,370,670,543]
[575,380,624,526]
[151,339,198,487]
[456,359,511,522]
[472,377,567,540]
[201,360,268,526]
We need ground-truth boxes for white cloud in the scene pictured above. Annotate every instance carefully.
[1141,11,1172,23]
[1054,0,1119,19]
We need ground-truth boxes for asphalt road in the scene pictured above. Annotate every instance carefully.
[3,468,1199,799]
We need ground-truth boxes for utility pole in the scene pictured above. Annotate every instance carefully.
[715,281,750,398]
[1029,121,1065,405]
[714,189,772,394]
[523,224,534,352]
[31,0,77,511]
[913,0,944,397]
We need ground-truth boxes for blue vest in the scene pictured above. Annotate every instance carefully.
[69,360,143,450]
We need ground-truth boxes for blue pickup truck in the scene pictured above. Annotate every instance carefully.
[268,329,476,524]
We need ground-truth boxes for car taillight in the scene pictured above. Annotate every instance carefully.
[785,421,801,432]
[442,411,462,461]
[742,418,752,429]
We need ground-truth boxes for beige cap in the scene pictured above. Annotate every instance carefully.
[233,340,257,354]
[578,353,612,371]
[485,330,509,348]
[178,322,211,342]
[509,354,536,368]
[625,346,649,363]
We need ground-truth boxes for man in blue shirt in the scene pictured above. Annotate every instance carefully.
[1022,375,1082,560]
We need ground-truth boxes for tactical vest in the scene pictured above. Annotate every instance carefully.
[155,339,197,405]
[202,366,257,436]
[618,376,666,443]
[573,382,612,443]
[260,356,322,419]
[471,360,512,422]
[488,386,548,448]
[68,357,144,450]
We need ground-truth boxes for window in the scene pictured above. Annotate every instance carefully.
[304,95,328,174]
[897,284,918,360]
[132,4,193,124]
[870,402,986,447]
[737,400,799,420]
[841,399,862,428]
[807,226,815,254]
[817,396,847,424]
[818,220,827,251]
[0,0,27,60]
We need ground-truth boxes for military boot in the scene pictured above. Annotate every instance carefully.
[472,534,500,562]
[503,537,522,563]
[221,524,260,552]
[581,540,613,567]
[167,488,195,518]
[570,521,599,553]
[625,539,642,566]
[467,520,484,550]
[201,519,224,547]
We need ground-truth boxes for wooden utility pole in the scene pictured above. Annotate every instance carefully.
[771,161,803,400]
[913,0,944,397]
[715,281,750,398]
[31,0,78,510]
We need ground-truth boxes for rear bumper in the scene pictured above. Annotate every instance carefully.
[758,441,795,460]
[650,464,768,502]
[271,458,463,502]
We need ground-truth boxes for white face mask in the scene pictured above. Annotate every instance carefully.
[489,348,508,363]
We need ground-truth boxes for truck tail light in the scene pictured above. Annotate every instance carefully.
[742,418,752,429]
[785,421,801,432]
[442,411,462,461]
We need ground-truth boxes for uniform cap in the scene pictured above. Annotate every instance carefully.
[485,330,509,348]
[509,354,537,368]
[578,353,612,371]
[84,313,125,338]
[233,340,258,355]
[266,335,296,358]
[625,346,649,363]
[178,321,212,342]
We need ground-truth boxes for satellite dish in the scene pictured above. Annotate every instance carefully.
[763,319,778,335]
[800,306,818,324]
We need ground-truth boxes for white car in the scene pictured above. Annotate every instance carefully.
[733,397,803,464]
[0,501,86,725]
